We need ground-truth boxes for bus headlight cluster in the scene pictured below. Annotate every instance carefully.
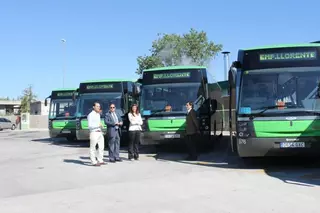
[48,120,52,129]
[76,119,81,130]
[237,122,250,138]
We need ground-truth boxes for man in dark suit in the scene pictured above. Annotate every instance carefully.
[185,101,200,161]
[104,103,123,163]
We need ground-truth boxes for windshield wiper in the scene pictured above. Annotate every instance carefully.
[249,105,280,119]
[150,109,167,115]
[279,110,320,116]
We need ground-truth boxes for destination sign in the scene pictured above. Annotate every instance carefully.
[259,51,317,62]
[242,47,320,70]
[153,72,191,79]
[86,84,114,90]
[51,90,75,99]
[79,82,123,93]
[56,92,74,97]
[142,69,203,85]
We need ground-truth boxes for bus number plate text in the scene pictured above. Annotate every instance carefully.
[163,134,180,139]
[280,142,305,148]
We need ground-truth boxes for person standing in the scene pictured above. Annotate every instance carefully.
[128,104,143,160]
[185,101,200,161]
[104,103,123,163]
[87,102,105,166]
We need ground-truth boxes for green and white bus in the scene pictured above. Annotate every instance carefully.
[45,88,78,141]
[229,43,320,157]
[75,79,140,141]
[138,66,224,145]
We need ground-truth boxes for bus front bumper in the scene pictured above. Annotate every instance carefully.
[141,131,186,145]
[237,137,320,157]
[76,129,107,141]
[49,129,76,138]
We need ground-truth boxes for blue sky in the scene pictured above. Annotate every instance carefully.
[0,0,319,100]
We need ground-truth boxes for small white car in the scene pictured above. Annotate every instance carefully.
[0,118,16,131]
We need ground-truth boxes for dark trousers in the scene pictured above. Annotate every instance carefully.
[128,131,141,159]
[186,134,198,159]
[108,131,120,160]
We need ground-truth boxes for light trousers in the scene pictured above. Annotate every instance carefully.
[89,131,104,164]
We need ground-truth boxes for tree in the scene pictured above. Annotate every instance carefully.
[20,85,37,113]
[136,28,223,75]
[0,97,10,100]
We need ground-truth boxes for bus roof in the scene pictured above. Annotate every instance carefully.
[144,65,206,72]
[243,43,320,51]
[81,79,135,83]
[52,88,77,92]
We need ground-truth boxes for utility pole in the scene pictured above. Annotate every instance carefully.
[61,39,66,88]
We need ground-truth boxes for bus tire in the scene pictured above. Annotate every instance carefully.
[66,136,75,142]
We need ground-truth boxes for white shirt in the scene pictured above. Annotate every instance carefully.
[128,112,143,131]
[87,110,101,132]
[187,108,191,114]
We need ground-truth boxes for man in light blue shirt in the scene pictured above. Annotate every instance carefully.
[87,102,105,166]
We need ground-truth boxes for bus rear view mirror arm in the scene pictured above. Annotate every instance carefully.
[210,99,217,113]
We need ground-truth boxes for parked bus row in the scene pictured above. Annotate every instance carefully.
[46,41,320,158]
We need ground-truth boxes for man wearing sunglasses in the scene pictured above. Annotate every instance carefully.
[104,103,123,162]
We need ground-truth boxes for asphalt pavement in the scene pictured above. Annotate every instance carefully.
[0,129,319,213]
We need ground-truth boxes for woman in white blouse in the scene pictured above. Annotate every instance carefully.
[128,104,143,160]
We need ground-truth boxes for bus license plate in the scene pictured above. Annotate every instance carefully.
[164,134,180,139]
[280,142,305,148]
[62,130,71,133]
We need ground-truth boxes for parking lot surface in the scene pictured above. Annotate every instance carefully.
[0,130,320,213]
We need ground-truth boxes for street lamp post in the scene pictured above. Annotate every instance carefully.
[61,39,66,88]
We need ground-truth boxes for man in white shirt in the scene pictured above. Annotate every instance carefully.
[87,102,105,166]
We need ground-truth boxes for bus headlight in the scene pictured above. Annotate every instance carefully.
[48,120,52,129]
[238,122,248,132]
[205,126,209,130]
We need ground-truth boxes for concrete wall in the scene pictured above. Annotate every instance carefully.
[30,101,49,115]
[2,115,48,129]
[0,105,5,116]
[29,115,48,129]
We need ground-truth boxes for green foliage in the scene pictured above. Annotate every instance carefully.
[136,28,223,75]
[20,85,37,113]
[136,55,163,75]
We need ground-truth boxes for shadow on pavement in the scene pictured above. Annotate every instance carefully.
[63,159,92,166]
[32,138,89,148]
[153,141,320,187]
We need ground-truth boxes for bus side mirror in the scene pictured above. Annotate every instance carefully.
[133,85,141,96]
[72,93,76,101]
[228,67,236,88]
[44,99,48,106]
[210,99,217,113]
[137,78,142,84]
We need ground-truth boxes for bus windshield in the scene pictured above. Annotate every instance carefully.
[239,67,320,115]
[49,99,76,118]
[77,93,123,116]
[140,83,203,114]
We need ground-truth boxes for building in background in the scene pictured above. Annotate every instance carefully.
[0,100,21,115]
[30,101,50,115]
